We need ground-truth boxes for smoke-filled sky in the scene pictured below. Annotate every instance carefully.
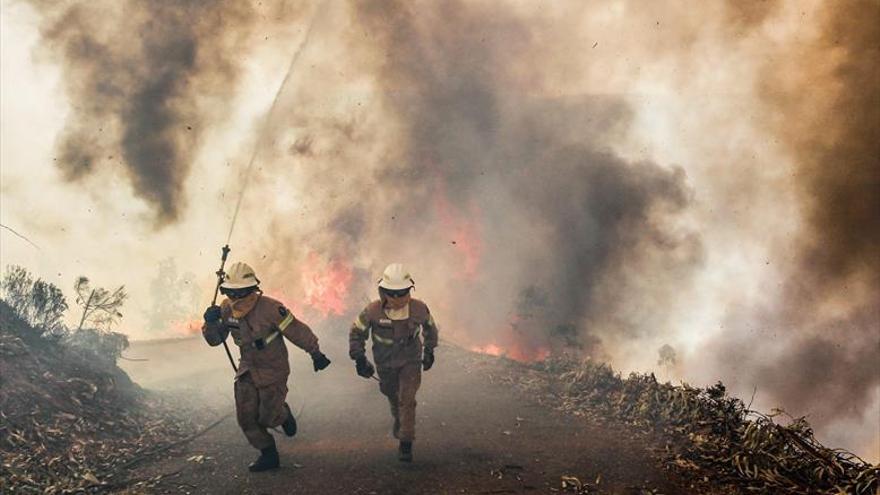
[1,0,877,459]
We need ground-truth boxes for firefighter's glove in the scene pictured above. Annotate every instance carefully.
[311,351,331,372]
[203,305,222,324]
[355,355,375,379]
[422,348,435,371]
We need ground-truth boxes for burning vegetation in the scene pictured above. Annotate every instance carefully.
[8,0,876,457]
[1,0,878,491]
[1,272,877,493]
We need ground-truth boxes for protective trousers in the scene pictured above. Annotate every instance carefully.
[234,372,288,449]
[378,362,422,442]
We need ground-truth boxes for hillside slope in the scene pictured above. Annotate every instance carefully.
[0,301,198,494]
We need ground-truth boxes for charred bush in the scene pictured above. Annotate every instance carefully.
[0,265,68,340]
[64,327,130,366]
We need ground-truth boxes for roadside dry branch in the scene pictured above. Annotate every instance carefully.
[503,354,878,494]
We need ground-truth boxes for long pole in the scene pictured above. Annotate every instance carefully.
[212,245,237,372]
[224,2,327,246]
[209,3,326,373]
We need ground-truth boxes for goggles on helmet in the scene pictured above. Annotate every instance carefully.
[381,287,411,298]
[220,286,257,299]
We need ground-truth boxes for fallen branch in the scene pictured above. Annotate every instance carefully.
[118,355,149,362]
[71,413,231,493]
[502,354,879,495]
[96,466,186,493]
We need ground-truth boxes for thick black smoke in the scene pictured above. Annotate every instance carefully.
[256,0,702,355]
[27,0,303,224]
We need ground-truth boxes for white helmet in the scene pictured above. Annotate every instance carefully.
[377,263,414,291]
[221,262,260,289]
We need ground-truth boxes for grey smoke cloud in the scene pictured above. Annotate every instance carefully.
[28,0,304,225]
[14,0,877,457]
[248,0,703,357]
[704,0,880,440]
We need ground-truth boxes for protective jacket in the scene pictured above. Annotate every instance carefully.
[203,294,319,386]
[349,298,438,369]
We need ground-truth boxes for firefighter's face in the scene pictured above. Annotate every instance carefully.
[221,286,256,300]
[382,288,411,309]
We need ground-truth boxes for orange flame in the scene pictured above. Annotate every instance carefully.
[300,252,353,317]
[471,342,550,363]
[471,343,504,357]
[470,316,551,363]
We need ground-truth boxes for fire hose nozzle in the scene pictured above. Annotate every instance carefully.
[210,243,238,373]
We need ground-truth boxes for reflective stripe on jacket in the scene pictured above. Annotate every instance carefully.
[349,298,438,369]
[202,294,319,386]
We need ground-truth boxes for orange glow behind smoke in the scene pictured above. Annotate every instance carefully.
[433,188,484,280]
[470,317,551,363]
[471,342,550,363]
[170,318,203,337]
[471,343,504,356]
[300,253,353,317]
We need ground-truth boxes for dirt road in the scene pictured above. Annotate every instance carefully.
[121,335,691,494]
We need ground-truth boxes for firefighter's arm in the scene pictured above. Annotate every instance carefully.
[201,304,230,347]
[349,309,370,359]
[350,308,375,378]
[423,307,439,351]
[277,307,320,354]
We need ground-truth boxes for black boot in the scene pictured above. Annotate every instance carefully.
[282,403,297,437]
[392,417,400,439]
[398,441,413,462]
[249,445,280,472]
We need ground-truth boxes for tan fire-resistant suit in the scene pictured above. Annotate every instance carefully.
[349,298,439,442]
[203,294,320,449]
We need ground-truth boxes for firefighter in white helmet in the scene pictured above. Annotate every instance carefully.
[349,263,439,462]
[202,262,331,472]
